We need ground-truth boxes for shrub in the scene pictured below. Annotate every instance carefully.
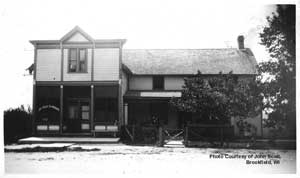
[4,105,32,144]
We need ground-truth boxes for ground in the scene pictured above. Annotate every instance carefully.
[5,144,296,175]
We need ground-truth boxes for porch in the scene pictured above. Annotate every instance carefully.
[34,85,120,137]
[122,91,185,144]
[122,92,235,145]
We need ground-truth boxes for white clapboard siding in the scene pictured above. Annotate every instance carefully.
[36,49,61,81]
[164,76,185,90]
[63,49,92,81]
[129,76,185,90]
[94,48,119,81]
[121,71,128,95]
[129,76,153,90]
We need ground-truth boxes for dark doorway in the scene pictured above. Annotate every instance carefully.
[150,103,168,126]
[178,112,192,128]
[64,99,90,133]
[63,86,91,133]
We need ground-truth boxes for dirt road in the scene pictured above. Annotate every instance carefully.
[5,144,296,175]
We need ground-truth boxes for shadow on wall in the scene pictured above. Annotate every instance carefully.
[4,105,32,145]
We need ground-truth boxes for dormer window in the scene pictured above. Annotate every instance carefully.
[68,48,87,73]
[153,76,164,90]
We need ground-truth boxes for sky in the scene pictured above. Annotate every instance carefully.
[0,0,297,175]
[0,0,293,111]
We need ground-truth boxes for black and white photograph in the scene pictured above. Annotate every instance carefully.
[0,0,297,176]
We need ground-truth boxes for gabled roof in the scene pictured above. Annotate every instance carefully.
[60,26,94,42]
[122,48,257,75]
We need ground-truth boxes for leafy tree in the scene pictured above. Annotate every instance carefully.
[170,71,261,125]
[258,5,295,137]
[4,105,32,144]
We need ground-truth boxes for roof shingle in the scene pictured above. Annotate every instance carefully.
[122,48,257,75]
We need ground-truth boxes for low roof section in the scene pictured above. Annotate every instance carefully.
[122,48,257,75]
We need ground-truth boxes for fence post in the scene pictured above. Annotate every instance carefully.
[220,126,224,147]
[184,125,189,147]
[158,126,164,147]
[132,125,135,143]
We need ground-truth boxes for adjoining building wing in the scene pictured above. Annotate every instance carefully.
[123,48,257,75]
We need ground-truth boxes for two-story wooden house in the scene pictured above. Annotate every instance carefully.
[30,26,261,138]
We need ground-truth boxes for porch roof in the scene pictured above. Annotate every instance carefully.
[124,91,182,98]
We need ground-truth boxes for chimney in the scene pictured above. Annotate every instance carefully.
[237,35,244,49]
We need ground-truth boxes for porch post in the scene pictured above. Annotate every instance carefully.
[60,85,63,134]
[32,45,37,136]
[118,82,123,127]
[91,85,94,134]
[32,83,36,135]
[118,45,124,128]
[124,103,128,125]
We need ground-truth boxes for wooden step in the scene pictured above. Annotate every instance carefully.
[164,140,185,148]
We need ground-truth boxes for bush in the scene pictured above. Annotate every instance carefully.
[4,105,32,144]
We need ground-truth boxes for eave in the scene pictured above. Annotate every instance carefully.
[29,26,127,47]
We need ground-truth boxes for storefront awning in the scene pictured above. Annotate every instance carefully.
[124,91,182,99]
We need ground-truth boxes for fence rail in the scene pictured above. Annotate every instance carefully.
[124,125,158,144]
[163,129,184,141]
[185,124,234,146]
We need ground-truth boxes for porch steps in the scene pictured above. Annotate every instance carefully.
[164,140,185,148]
[18,137,120,144]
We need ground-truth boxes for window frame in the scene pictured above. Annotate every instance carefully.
[152,76,164,90]
[68,48,88,73]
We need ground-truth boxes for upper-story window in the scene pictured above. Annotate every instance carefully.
[153,76,164,90]
[68,48,87,73]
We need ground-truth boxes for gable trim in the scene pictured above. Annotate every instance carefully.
[60,26,94,43]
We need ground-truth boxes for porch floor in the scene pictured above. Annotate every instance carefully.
[18,137,120,144]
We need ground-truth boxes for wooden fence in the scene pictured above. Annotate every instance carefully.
[184,124,234,146]
[124,125,158,144]
[123,124,234,146]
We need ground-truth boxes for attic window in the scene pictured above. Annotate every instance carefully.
[153,76,164,90]
[68,48,87,73]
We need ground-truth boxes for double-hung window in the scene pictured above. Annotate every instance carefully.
[68,48,87,73]
[153,76,164,90]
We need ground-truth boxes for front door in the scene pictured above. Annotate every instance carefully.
[65,99,90,133]
[150,103,168,126]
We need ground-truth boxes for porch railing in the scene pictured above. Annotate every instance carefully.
[35,122,60,133]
